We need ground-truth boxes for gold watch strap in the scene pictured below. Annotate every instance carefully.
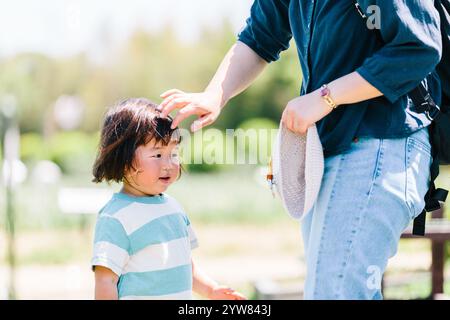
[320,84,338,110]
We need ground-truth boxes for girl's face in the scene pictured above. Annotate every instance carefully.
[124,139,180,196]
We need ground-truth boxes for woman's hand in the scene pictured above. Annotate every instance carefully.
[208,285,247,300]
[158,89,223,132]
[281,89,333,135]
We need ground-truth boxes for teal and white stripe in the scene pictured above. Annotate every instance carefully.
[91,193,198,299]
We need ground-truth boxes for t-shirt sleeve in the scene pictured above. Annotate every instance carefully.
[355,0,442,103]
[237,0,292,62]
[184,215,199,250]
[91,216,130,277]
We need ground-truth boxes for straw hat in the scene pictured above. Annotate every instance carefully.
[268,123,324,220]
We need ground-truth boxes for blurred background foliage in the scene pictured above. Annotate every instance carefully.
[1,22,300,175]
[1,15,449,300]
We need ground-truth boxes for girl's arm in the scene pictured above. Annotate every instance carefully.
[94,266,119,300]
[192,259,246,300]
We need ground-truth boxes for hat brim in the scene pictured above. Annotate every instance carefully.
[272,124,324,220]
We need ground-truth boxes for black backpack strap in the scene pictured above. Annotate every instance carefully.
[413,210,427,236]
[412,139,449,235]
[409,84,442,120]
[413,187,449,235]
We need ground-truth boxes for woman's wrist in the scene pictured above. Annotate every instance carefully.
[324,71,383,106]
[319,84,339,110]
[204,87,229,109]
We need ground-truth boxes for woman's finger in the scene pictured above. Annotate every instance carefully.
[191,114,215,132]
[283,109,294,132]
[171,104,201,129]
[160,96,191,118]
[292,114,308,135]
[159,93,181,107]
[158,94,181,114]
[160,88,185,99]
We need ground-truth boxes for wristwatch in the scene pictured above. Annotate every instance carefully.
[320,84,338,110]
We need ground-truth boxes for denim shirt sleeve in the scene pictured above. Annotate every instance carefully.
[237,0,292,62]
[356,0,442,103]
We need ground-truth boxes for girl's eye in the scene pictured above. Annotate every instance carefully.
[152,154,162,158]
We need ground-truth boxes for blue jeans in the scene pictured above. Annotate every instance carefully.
[301,127,432,300]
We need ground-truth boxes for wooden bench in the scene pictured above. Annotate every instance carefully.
[398,208,450,299]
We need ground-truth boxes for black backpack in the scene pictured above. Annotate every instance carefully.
[353,0,450,235]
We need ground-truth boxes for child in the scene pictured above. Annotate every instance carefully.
[91,98,246,300]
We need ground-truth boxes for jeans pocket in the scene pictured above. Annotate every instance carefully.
[408,128,432,158]
[405,134,432,220]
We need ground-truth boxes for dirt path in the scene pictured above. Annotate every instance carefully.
[0,222,303,299]
[0,222,435,299]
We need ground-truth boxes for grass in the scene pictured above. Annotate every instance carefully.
[382,270,450,299]
[170,166,290,224]
[1,167,450,299]
[0,229,92,266]
[0,166,290,232]
[1,165,449,231]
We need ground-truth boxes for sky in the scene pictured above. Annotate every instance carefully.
[0,0,253,59]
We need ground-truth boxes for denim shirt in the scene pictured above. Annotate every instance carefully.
[238,0,442,157]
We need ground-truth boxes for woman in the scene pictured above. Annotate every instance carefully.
[158,0,442,299]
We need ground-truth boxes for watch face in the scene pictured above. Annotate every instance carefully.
[320,85,330,97]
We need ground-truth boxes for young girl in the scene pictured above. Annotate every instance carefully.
[91,98,246,300]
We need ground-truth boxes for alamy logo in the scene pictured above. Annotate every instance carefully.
[366,265,382,290]
[366,5,381,30]
[356,3,381,30]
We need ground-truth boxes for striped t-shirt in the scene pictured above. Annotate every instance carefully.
[91,192,198,300]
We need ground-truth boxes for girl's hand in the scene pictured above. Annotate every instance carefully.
[208,285,247,300]
[158,89,223,132]
[281,89,334,135]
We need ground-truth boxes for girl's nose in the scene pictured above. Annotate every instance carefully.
[161,156,176,170]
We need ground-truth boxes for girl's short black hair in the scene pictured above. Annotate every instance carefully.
[92,97,180,183]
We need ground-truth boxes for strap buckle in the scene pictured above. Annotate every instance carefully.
[354,2,367,19]
[410,86,441,121]
[425,103,441,121]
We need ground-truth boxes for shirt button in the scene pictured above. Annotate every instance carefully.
[353,137,359,143]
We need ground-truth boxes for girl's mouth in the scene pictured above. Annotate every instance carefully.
[159,176,171,183]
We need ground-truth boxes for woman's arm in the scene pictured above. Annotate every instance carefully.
[282,71,382,134]
[159,0,293,131]
[205,41,268,107]
[283,0,442,135]
[328,71,382,106]
[94,266,119,300]
[159,41,268,131]
[355,0,442,103]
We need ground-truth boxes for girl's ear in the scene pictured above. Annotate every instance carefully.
[124,164,142,180]
[130,149,143,175]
